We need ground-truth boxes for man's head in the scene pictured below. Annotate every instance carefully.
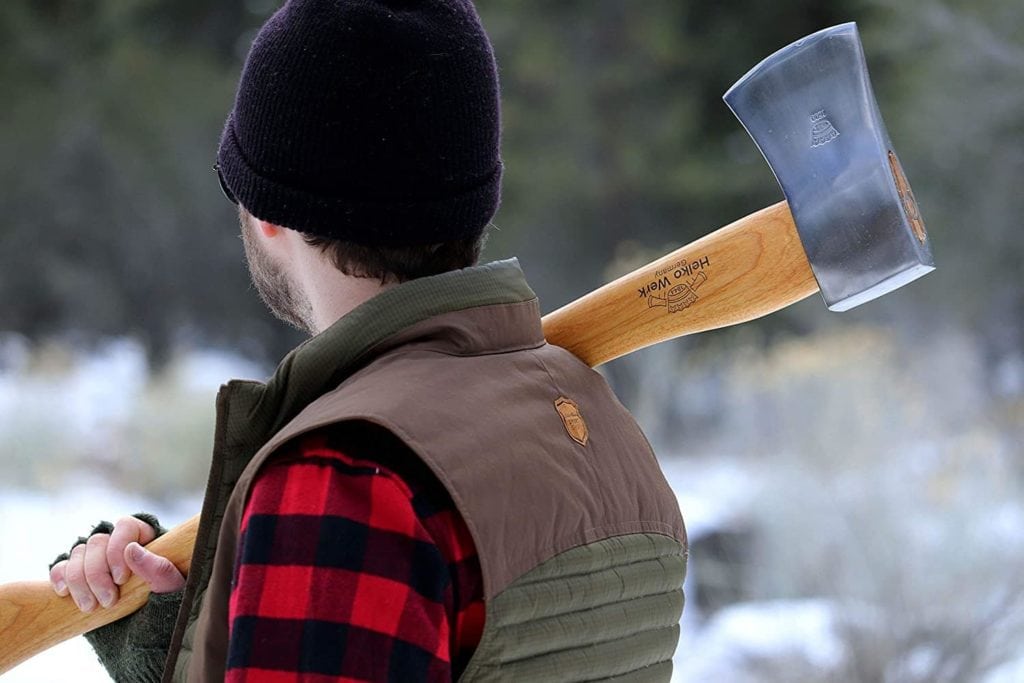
[217,0,501,331]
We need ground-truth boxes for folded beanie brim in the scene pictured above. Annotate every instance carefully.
[218,115,502,246]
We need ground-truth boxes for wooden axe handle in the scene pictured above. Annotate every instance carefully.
[0,200,818,674]
[545,201,819,366]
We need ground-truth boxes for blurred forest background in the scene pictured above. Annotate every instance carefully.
[1,0,1023,681]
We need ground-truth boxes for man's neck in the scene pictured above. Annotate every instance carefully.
[284,238,392,334]
[306,274,395,335]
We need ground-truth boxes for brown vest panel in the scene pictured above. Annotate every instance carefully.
[188,300,685,680]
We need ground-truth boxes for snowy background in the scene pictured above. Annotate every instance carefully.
[2,334,1022,682]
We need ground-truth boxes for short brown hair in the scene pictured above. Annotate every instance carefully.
[303,232,488,284]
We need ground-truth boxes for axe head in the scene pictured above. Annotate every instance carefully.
[724,23,935,312]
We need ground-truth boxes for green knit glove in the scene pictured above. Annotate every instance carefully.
[83,589,182,683]
[50,513,182,683]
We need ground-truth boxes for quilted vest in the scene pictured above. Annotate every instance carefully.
[159,259,687,682]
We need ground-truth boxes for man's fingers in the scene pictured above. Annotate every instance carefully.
[83,534,119,609]
[49,560,69,596]
[123,542,185,594]
[63,544,97,613]
[107,516,158,586]
[50,514,165,612]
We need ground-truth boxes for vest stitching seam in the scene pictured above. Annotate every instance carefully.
[496,586,685,629]
[480,622,681,668]
[512,549,686,586]
[581,521,679,537]
[576,657,675,683]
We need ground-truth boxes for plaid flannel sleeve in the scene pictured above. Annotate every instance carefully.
[225,429,485,682]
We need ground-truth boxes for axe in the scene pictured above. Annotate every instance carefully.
[0,23,934,674]
[548,22,934,366]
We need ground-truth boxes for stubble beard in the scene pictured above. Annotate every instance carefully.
[239,210,316,335]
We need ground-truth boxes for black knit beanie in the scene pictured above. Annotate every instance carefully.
[216,0,502,246]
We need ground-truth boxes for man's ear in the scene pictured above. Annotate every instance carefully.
[240,207,284,240]
[255,219,281,238]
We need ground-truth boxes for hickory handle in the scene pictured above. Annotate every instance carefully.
[544,201,820,366]
[0,515,199,675]
[0,200,818,675]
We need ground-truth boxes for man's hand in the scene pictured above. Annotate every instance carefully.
[49,516,185,612]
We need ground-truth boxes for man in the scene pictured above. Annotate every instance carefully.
[49,1,686,681]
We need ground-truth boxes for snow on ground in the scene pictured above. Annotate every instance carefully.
[984,656,1024,683]
[0,339,148,440]
[672,599,845,683]
[170,348,267,392]
[663,457,849,682]
[0,338,267,443]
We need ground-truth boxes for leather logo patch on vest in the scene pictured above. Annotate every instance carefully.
[554,397,588,446]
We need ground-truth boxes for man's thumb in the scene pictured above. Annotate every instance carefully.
[124,542,186,593]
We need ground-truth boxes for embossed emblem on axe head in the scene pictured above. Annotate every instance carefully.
[724,23,935,311]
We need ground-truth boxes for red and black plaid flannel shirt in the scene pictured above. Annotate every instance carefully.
[225,425,485,682]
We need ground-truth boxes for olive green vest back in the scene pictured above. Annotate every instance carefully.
[160,260,687,682]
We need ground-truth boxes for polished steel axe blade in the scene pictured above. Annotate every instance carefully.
[724,22,935,312]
